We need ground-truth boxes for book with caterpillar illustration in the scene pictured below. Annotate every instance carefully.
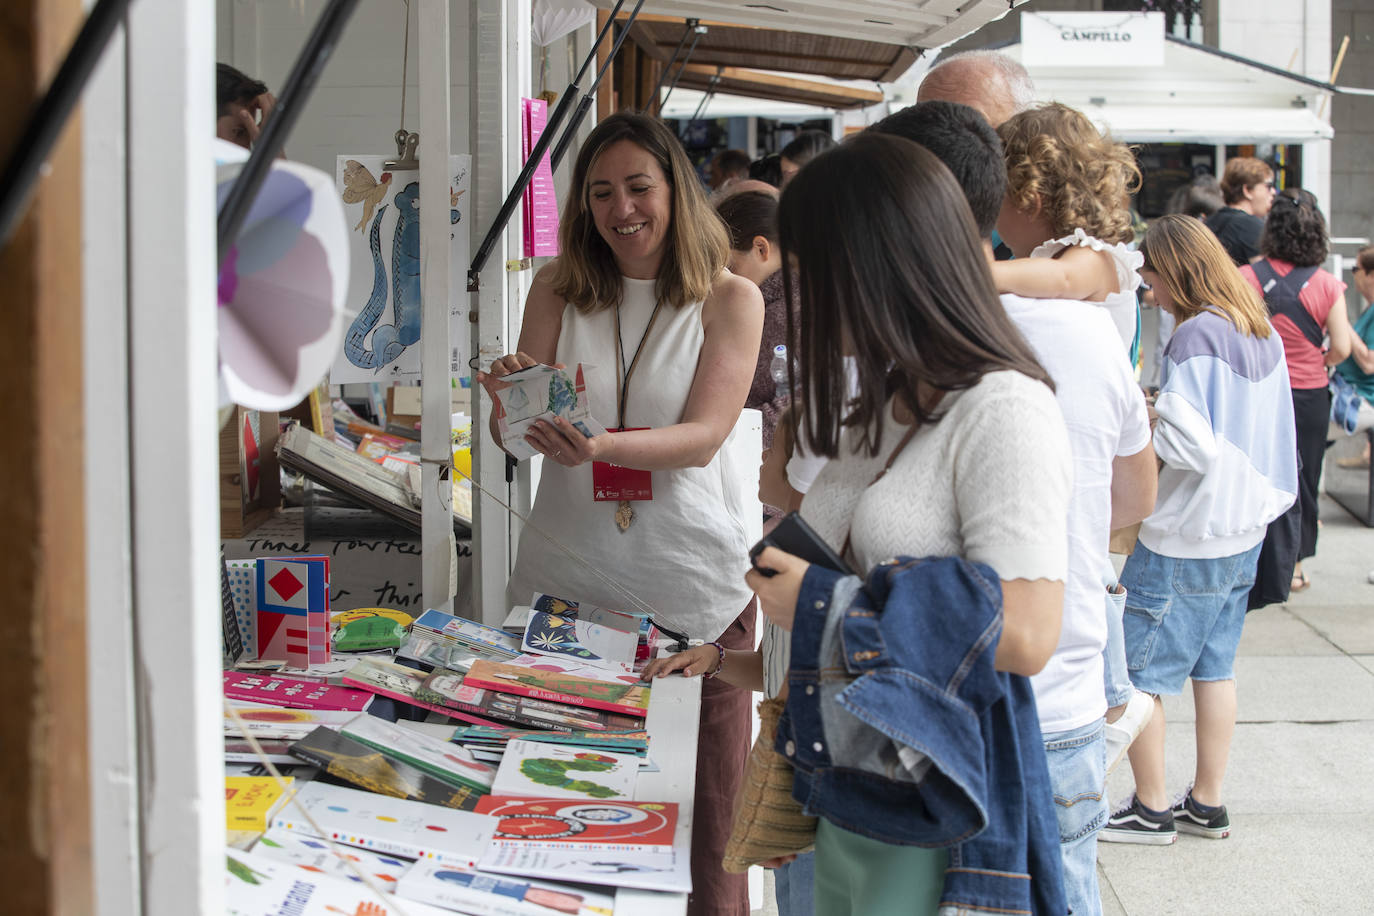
[490,740,639,802]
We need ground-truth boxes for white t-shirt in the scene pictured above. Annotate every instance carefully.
[1002,294,1152,733]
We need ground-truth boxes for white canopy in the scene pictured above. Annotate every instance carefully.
[1002,35,1335,144]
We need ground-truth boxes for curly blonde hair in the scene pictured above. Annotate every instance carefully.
[998,103,1141,245]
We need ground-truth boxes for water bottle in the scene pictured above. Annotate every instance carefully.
[769,344,790,402]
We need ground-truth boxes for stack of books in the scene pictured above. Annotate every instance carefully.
[222,598,687,913]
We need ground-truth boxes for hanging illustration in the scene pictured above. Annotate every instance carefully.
[330,155,471,384]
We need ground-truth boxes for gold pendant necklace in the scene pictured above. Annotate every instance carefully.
[615,499,635,532]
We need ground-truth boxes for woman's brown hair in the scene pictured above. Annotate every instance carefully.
[778,132,1052,459]
[1356,244,1374,274]
[549,112,729,313]
[998,103,1141,245]
[1140,215,1271,339]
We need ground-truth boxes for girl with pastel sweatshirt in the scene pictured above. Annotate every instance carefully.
[1101,215,1297,847]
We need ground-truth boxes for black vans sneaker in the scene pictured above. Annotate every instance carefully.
[1172,791,1231,839]
[1100,795,1177,845]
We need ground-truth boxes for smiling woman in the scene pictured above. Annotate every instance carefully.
[474,112,764,916]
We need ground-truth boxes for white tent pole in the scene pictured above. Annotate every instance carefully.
[418,0,455,612]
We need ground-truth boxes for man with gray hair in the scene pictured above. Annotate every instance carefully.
[916,49,1035,127]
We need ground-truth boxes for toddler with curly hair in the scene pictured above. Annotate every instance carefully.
[991,102,1144,354]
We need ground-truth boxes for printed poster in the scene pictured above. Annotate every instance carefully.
[330,155,471,383]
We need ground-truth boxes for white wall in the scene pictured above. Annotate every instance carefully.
[218,0,473,176]
[1217,0,1332,208]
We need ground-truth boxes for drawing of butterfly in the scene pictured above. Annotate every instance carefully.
[341,160,393,233]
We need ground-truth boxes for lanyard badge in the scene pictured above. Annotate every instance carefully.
[592,299,664,531]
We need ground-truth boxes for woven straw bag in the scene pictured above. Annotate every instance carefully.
[721,694,817,873]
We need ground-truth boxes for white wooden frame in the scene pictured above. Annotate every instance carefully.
[469,0,534,625]
[111,0,224,911]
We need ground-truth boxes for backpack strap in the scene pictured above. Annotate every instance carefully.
[1253,260,1324,349]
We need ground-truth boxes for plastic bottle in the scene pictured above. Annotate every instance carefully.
[769,344,789,402]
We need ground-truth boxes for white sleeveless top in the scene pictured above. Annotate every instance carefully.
[1030,228,1143,353]
[505,276,755,641]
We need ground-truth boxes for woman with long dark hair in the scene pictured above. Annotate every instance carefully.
[1240,189,1353,591]
[746,132,1071,914]
[476,112,764,916]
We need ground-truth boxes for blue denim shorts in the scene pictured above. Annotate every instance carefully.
[1118,541,1262,695]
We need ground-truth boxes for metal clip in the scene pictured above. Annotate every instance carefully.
[385,129,420,170]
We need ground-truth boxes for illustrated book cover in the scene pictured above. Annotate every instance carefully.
[418,676,639,733]
[522,593,657,669]
[340,713,497,792]
[473,797,678,852]
[463,660,650,719]
[490,740,638,801]
[223,705,362,740]
[255,556,331,667]
[476,844,689,894]
[396,859,614,916]
[223,671,374,712]
[341,658,501,726]
[251,828,413,892]
[287,726,483,811]
[225,847,449,916]
[270,782,497,867]
[225,776,294,831]
[452,726,648,757]
[411,608,522,657]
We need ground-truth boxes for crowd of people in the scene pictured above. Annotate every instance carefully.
[472,49,1364,916]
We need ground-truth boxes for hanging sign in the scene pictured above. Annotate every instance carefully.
[1021,12,1166,68]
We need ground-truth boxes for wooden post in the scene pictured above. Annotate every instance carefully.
[0,0,93,913]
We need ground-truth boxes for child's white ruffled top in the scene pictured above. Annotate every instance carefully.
[1030,228,1144,354]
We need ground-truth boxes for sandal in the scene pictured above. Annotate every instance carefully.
[1290,571,1311,593]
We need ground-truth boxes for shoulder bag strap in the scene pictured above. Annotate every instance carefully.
[1255,260,1325,349]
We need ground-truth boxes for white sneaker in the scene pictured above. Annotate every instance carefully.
[1104,690,1154,776]
[1367,570,1374,585]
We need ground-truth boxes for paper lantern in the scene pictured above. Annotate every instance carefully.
[215,139,349,411]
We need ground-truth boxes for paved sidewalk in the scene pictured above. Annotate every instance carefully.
[1100,490,1374,915]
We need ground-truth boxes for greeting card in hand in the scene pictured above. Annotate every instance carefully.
[488,364,607,461]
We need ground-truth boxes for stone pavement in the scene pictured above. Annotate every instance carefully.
[1100,488,1374,915]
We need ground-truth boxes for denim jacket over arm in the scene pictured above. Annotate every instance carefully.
[776,557,1067,916]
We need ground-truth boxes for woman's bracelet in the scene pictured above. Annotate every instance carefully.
[701,641,726,680]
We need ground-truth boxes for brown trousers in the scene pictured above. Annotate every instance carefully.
[686,602,757,916]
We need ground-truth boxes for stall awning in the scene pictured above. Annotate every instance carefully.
[619,14,919,82]
[996,33,1337,146]
[670,65,884,110]
[593,0,1029,49]
[1082,105,1333,145]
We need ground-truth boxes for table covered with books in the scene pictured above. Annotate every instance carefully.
[222,572,703,916]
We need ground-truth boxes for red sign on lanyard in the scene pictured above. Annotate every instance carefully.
[592,428,652,501]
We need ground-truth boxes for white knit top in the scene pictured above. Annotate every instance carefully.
[505,277,756,643]
[800,371,1072,587]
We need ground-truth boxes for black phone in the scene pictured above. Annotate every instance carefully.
[749,511,855,577]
